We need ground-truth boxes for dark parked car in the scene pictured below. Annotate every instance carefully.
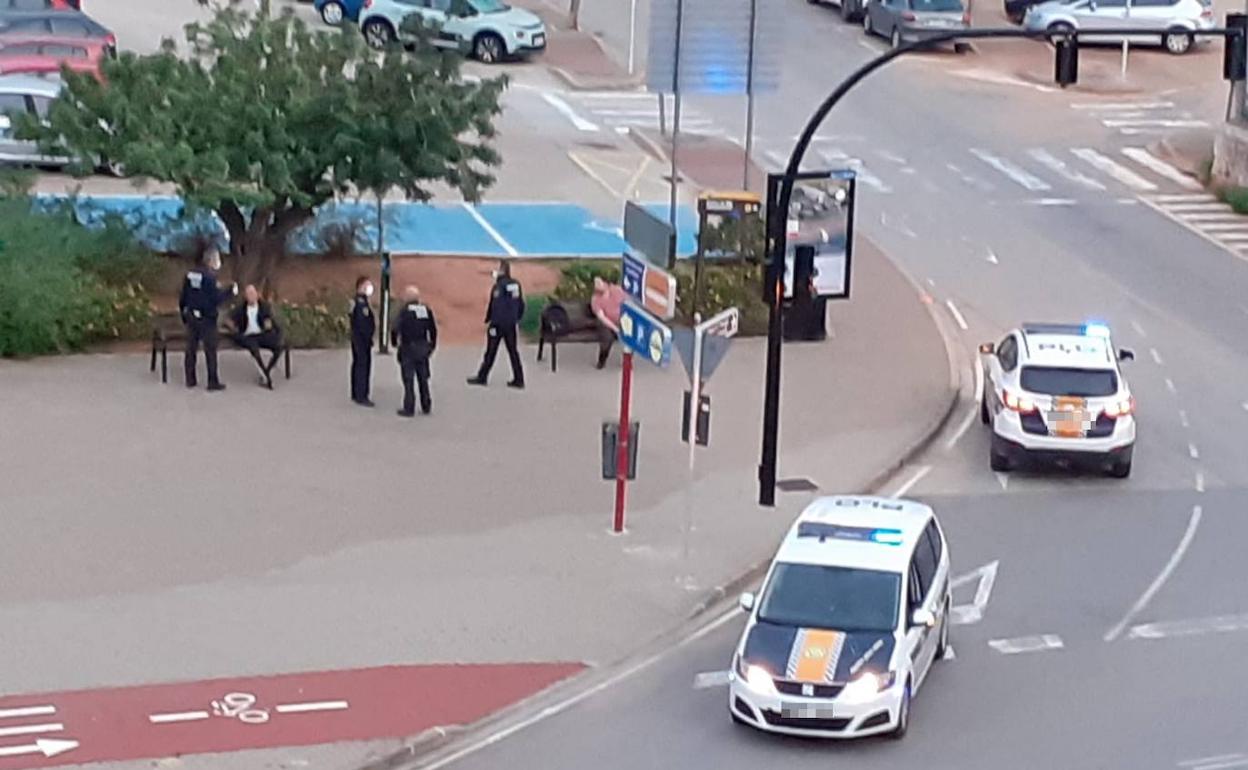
[862,0,971,49]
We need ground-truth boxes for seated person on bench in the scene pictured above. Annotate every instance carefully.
[590,276,627,369]
[229,284,283,389]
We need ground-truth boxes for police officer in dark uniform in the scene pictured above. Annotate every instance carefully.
[467,260,525,389]
[178,247,237,391]
[349,275,376,407]
[390,285,438,417]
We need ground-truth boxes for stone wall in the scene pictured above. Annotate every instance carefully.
[1213,119,1248,189]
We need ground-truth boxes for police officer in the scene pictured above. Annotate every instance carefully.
[349,275,376,407]
[178,247,237,391]
[390,285,438,417]
[467,260,525,389]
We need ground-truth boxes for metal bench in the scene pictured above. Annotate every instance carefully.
[150,312,291,384]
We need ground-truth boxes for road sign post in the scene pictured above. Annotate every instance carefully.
[613,351,634,534]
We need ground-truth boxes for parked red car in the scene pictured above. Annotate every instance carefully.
[0,37,105,79]
[0,0,81,10]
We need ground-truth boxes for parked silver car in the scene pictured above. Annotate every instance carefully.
[1023,0,1214,55]
[0,73,67,166]
[863,0,971,51]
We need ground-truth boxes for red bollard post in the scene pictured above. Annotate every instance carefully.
[613,351,634,534]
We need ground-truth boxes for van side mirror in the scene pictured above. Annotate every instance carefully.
[978,342,994,355]
[1118,348,1134,362]
[739,592,755,612]
[911,608,936,628]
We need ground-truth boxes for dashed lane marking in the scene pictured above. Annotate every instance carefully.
[988,635,1063,655]
[1131,613,1248,641]
[970,148,1050,192]
[1027,148,1105,190]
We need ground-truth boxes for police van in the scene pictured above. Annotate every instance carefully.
[728,495,950,740]
[979,322,1136,477]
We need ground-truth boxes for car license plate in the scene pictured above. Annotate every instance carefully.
[780,703,834,719]
[533,33,545,46]
[1048,410,1087,437]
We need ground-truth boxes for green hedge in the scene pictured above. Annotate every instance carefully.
[0,198,158,357]
[552,259,767,336]
[278,289,353,348]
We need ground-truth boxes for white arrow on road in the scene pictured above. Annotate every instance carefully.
[0,738,80,758]
[692,670,732,689]
[950,560,999,625]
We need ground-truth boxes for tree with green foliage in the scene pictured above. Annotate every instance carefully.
[16,0,505,289]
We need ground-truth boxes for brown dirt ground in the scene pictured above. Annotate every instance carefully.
[139,255,563,348]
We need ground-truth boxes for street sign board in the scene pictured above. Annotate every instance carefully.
[621,249,677,320]
[700,307,739,338]
[647,0,783,95]
[623,202,674,267]
[619,300,672,367]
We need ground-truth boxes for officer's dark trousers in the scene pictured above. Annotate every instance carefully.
[185,317,221,387]
[477,325,524,384]
[399,350,432,414]
[350,338,371,402]
[234,331,282,373]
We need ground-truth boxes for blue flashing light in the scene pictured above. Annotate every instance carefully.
[1083,323,1111,338]
[870,529,904,546]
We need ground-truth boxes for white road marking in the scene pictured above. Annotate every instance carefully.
[944,299,969,330]
[1033,198,1077,206]
[946,162,993,191]
[540,92,599,132]
[950,560,999,625]
[1214,232,1248,241]
[274,700,350,714]
[889,465,931,498]
[1188,443,1200,459]
[1130,320,1147,338]
[1154,193,1217,202]
[942,645,956,660]
[985,248,999,264]
[763,149,788,172]
[988,635,1063,654]
[0,723,63,738]
[1105,505,1203,642]
[0,739,78,759]
[1242,401,1248,411]
[945,359,983,450]
[995,472,1008,491]
[1150,347,1163,365]
[1027,148,1106,190]
[1070,100,1174,110]
[692,670,731,689]
[1195,759,1248,770]
[420,607,741,769]
[0,706,56,720]
[1162,202,1230,212]
[1195,472,1205,493]
[817,149,890,192]
[970,148,1050,191]
[1101,119,1209,129]
[877,149,907,165]
[462,203,519,257]
[1132,613,1248,641]
[1072,148,1157,191]
[1179,213,1245,222]
[148,711,211,724]
[858,39,879,53]
[1166,377,1177,393]
[1180,753,1248,769]
[1178,409,1189,427]
[879,212,917,239]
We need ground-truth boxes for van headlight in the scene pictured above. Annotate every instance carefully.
[839,671,896,703]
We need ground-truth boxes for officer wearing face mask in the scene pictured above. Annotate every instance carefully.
[179,246,237,391]
[467,260,525,389]
[350,275,376,407]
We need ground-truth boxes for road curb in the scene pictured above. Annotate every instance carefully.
[547,64,645,91]
[356,239,968,770]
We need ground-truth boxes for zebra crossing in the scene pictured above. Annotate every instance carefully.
[1140,194,1248,261]
[1069,100,1211,137]
[545,90,725,136]
[756,142,1202,200]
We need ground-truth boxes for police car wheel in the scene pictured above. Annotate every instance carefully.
[936,598,950,659]
[989,440,1011,472]
[889,682,911,739]
[1108,458,1132,479]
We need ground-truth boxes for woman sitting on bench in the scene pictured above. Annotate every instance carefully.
[229,285,284,389]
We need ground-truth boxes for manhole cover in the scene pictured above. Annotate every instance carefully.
[777,477,819,492]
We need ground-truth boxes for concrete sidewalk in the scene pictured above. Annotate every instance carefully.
[0,241,956,769]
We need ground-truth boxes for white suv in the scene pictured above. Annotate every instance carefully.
[358,0,547,63]
[729,496,950,740]
[979,323,1136,477]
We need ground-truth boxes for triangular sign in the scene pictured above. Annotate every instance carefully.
[673,328,734,385]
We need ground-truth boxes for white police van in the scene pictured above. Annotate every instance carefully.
[728,495,950,739]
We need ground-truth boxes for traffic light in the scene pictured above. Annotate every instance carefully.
[1225,13,1247,81]
[1054,36,1078,87]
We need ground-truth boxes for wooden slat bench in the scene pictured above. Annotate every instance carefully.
[150,312,291,384]
[536,300,601,373]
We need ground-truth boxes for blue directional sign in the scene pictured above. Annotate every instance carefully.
[622,251,646,303]
[619,300,672,368]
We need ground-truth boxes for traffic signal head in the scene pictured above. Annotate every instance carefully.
[1225,13,1247,81]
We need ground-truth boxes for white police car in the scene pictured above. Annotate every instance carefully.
[728,496,950,740]
[979,323,1136,477]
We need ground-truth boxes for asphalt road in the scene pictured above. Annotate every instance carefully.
[396,3,1248,770]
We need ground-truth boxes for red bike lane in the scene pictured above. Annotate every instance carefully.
[0,662,584,768]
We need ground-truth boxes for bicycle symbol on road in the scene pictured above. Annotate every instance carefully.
[210,692,270,724]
